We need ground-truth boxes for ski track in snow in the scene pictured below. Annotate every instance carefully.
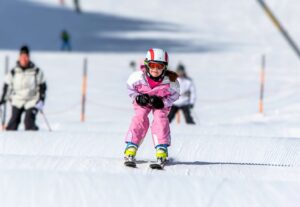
[0,132,299,180]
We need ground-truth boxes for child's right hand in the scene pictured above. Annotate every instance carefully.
[149,96,164,109]
[136,94,150,106]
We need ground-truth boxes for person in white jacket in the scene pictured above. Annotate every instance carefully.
[0,45,47,130]
[168,63,196,124]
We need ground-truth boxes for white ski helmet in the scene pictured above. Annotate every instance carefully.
[145,48,168,65]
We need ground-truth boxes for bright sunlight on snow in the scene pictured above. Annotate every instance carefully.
[1,0,300,206]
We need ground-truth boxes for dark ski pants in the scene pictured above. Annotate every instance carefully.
[168,105,195,124]
[6,106,39,131]
[61,41,72,51]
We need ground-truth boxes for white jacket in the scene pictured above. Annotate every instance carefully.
[5,62,46,109]
[173,76,196,107]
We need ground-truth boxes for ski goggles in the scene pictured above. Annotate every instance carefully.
[146,61,166,70]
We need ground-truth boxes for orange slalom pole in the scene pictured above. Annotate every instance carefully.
[259,55,266,114]
[257,0,300,60]
[176,111,180,124]
[0,108,3,131]
[81,58,88,122]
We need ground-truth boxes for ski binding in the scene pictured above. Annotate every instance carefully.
[124,156,136,168]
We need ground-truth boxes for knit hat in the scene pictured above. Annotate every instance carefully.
[176,63,185,72]
[20,45,30,55]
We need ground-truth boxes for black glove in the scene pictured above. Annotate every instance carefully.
[0,99,5,106]
[149,96,164,109]
[136,94,150,106]
[0,84,8,106]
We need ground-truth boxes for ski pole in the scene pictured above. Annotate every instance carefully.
[1,104,7,130]
[2,56,9,130]
[0,107,2,125]
[0,107,4,131]
[40,110,52,132]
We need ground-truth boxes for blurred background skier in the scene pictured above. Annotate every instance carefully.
[60,30,72,51]
[168,63,196,124]
[124,48,180,166]
[129,60,137,71]
[0,45,47,130]
[74,0,81,13]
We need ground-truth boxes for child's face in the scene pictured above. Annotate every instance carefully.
[148,62,165,77]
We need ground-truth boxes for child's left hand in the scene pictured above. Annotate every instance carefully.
[136,94,150,106]
[149,96,164,109]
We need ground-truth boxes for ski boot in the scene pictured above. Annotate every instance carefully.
[150,144,168,169]
[124,142,138,168]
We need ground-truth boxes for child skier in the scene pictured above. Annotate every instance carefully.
[124,48,180,168]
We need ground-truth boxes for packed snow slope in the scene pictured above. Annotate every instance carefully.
[1,0,300,207]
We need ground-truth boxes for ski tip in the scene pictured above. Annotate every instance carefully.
[124,161,137,168]
[149,163,164,170]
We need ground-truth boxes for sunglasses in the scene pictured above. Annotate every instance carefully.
[147,62,166,70]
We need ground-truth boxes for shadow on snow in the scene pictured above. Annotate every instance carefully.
[0,0,231,52]
[168,160,292,167]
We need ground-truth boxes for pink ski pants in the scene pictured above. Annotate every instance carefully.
[125,103,171,147]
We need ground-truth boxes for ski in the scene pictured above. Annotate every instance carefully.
[124,160,137,168]
[124,157,170,169]
[149,159,167,170]
[124,156,137,168]
[149,163,164,170]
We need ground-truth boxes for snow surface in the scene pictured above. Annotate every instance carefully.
[1,0,300,206]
